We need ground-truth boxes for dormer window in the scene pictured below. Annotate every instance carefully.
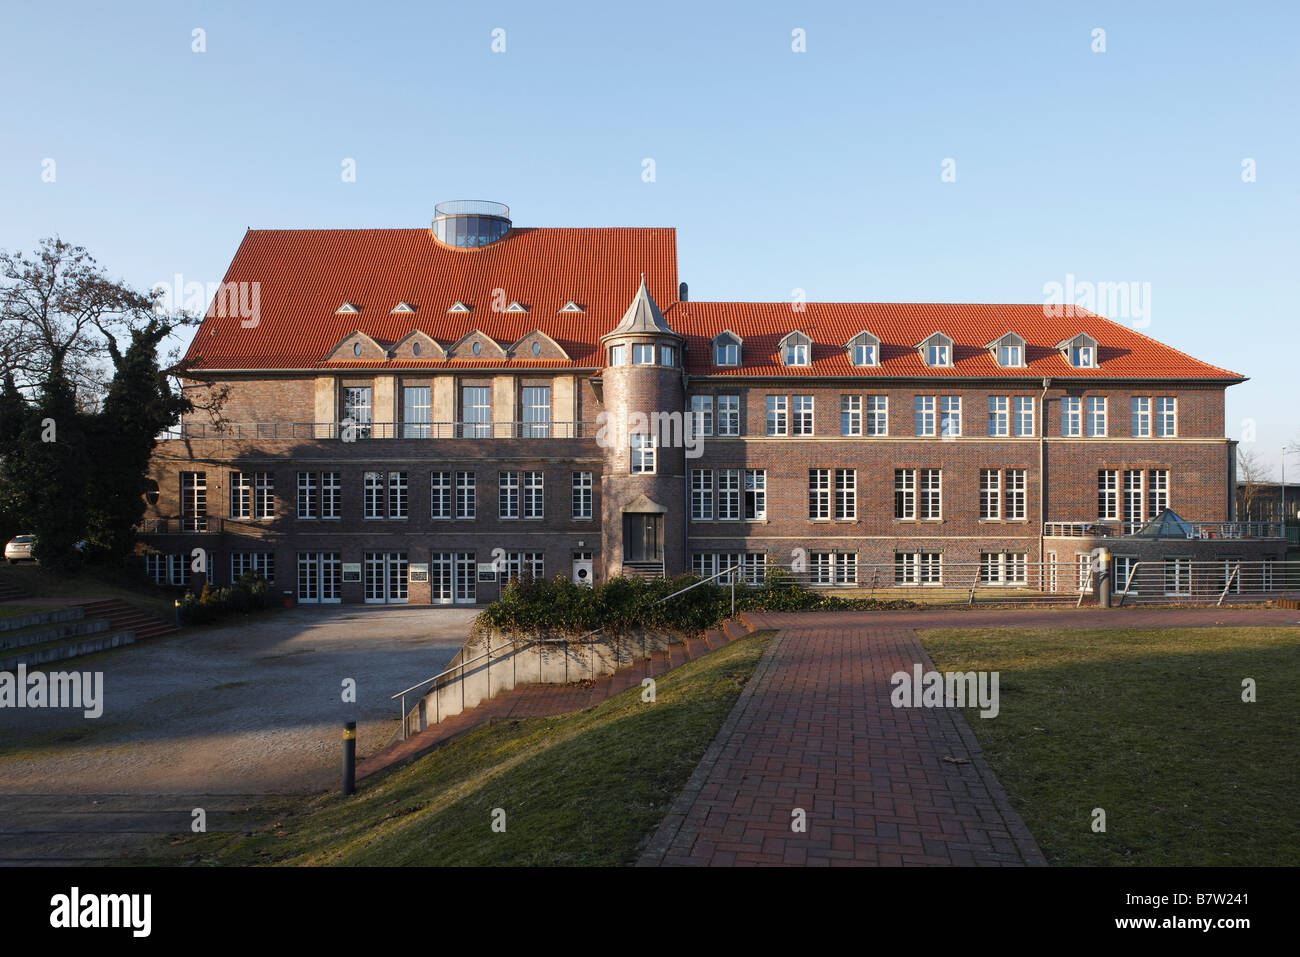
[986,332,1026,368]
[845,331,880,367]
[392,302,415,314]
[1057,333,1100,368]
[558,301,584,314]
[504,301,528,313]
[713,331,741,367]
[448,301,471,314]
[780,331,811,366]
[917,333,954,367]
[336,302,359,315]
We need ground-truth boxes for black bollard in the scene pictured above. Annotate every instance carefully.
[342,721,356,796]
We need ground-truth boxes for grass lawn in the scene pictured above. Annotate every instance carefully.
[920,625,1300,866]
[164,631,773,866]
[0,604,44,619]
[0,563,178,618]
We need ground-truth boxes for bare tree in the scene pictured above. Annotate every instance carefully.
[1237,446,1273,521]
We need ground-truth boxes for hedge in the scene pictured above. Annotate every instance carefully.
[177,571,273,624]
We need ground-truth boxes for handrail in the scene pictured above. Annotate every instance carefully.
[651,564,741,617]
[1217,563,1241,606]
[1116,560,1142,607]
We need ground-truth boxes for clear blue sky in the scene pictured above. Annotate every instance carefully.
[3,1,1297,475]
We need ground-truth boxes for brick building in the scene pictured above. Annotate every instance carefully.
[139,201,1283,604]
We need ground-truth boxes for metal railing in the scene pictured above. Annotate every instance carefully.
[745,561,1088,605]
[1112,559,1299,606]
[160,420,601,441]
[1044,520,1284,540]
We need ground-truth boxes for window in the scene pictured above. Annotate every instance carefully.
[766,396,788,435]
[853,342,876,366]
[503,552,544,584]
[499,471,519,519]
[840,395,861,436]
[744,470,766,520]
[866,395,888,436]
[1148,469,1169,516]
[940,396,961,437]
[1061,397,1082,437]
[980,553,1026,585]
[1131,397,1151,437]
[998,344,1022,367]
[632,343,655,365]
[717,395,740,436]
[1098,469,1118,520]
[741,553,766,586]
[431,471,452,519]
[834,552,857,586]
[792,396,814,435]
[521,387,551,438]
[783,338,809,366]
[896,552,941,585]
[364,471,385,519]
[895,469,916,519]
[1013,396,1035,436]
[630,433,656,474]
[231,471,274,519]
[691,469,714,521]
[1113,555,1136,594]
[1123,469,1143,524]
[835,469,856,520]
[979,469,1001,520]
[455,471,476,519]
[925,343,950,366]
[660,345,676,367]
[717,470,741,520]
[808,469,830,520]
[1087,396,1107,436]
[988,397,1009,436]
[297,472,317,519]
[523,471,544,519]
[1070,345,1095,367]
[714,335,740,366]
[1156,397,1177,437]
[388,472,408,519]
[1164,557,1191,596]
[913,396,936,436]
[690,395,713,437]
[920,469,942,520]
[809,552,833,586]
[321,472,340,519]
[232,551,275,583]
[403,386,430,438]
[342,387,372,438]
[1005,469,1026,520]
[461,386,490,438]
[607,344,625,366]
[572,471,592,519]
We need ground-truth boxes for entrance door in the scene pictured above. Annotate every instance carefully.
[298,552,342,604]
[454,552,476,604]
[430,552,454,604]
[364,552,408,603]
[623,513,664,562]
[572,551,593,587]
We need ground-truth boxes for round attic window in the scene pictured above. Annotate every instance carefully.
[412,341,422,356]
[353,342,361,357]
[532,341,541,356]
[472,341,481,356]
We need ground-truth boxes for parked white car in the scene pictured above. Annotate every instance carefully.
[5,535,36,563]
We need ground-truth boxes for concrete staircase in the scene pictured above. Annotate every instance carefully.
[0,607,137,671]
[76,599,179,641]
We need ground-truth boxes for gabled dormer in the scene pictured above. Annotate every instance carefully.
[391,301,416,314]
[1056,332,1099,368]
[985,331,1026,368]
[712,330,742,367]
[845,330,880,367]
[325,330,387,361]
[558,301,584,314]
[508,329,571,361]
[335,302,360,315]
[447,329,507,360]
[448,301,471,314]
[779,330,811,366]
[504,301,528,314]
[390,330,446,360]
[915,331,954,367]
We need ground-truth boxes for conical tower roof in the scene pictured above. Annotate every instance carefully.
[600,274,681,341]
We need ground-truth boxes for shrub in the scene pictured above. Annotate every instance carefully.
[176,572,274,625]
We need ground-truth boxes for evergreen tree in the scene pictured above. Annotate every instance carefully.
[24,356,89,572]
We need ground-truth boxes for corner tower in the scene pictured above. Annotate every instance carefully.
[598,276,687,578]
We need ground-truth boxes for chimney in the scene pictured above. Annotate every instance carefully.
[679,281,688,302]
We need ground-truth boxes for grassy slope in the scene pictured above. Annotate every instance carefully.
[168,631,773,867]
[920,626,1300,866]
[0,563,178,617]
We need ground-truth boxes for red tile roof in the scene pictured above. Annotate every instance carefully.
[667,302,1241,381]
[182,227,679,371]
[183,227,1240,382]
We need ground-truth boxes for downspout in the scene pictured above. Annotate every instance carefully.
[1039,378,1051,566]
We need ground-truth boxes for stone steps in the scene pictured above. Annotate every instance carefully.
[0,628,137,671]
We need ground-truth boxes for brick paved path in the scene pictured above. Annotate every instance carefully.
[639,606,1298,866]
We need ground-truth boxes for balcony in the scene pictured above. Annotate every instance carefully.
[159,421,601,440]
[1043,521,1285,540]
